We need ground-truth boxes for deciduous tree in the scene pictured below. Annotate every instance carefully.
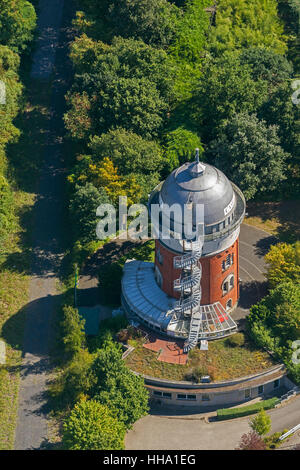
[62,399,126,450]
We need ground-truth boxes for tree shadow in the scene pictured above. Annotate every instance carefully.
[254,235,279,257]
[239,280,268,310]
[247,200,300,243]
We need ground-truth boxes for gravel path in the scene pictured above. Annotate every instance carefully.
[14,0,74,450]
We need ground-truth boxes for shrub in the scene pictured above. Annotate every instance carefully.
[227,333,245,348]
[184,366,208,383]
[217,398,280,420]
[236,430,266,450]
[250,409,271,436]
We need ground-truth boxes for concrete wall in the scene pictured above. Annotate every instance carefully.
[141,365,288,408]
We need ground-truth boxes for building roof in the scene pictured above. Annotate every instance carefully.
[160,160,236,227]
[122,260,237,340]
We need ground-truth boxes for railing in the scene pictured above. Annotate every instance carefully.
[173,266,202,292]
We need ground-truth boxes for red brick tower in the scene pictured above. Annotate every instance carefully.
[122,150,246,351]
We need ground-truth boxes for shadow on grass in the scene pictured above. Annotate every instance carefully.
[247,200,300,243]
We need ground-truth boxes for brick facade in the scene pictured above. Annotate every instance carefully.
[155,239,239,310]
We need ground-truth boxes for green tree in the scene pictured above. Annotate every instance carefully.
[248,282,300,344]
[69,183,112,243]
[0,0,37,52]
[62,399,126,450]
[209,112,288,200]
[89,128,163,175]
[66,38,176,139]
[49,349,95,409]
[90,341,149,428]
[87,0,181,48]
[208,0,287,56]
[239,47,293,87]
[250,409,272,436]
[60,305,86,361]
[163,127,203,172]
[192,53,268,141]
[0,45,22,148]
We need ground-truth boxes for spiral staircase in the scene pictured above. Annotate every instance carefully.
[172,240,203,353]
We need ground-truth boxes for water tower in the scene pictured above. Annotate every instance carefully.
[122,150,246,352]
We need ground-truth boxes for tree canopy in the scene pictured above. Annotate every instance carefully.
[208,0,287,56]
[62,399,126,450]
[90,341,149,428]
[209,112,288,200]
[0,0,36,52]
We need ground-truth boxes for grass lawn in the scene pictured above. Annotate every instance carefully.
[0,191,35,449]
[125,334,276,383]
[244,200,300,242]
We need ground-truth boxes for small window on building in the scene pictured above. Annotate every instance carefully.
[258,385,264,395]
[226,299,232,311]
[154,391,162,397]
[187,394,197,401]
[230,275,234,288]
[163,392,172,399]
[274,379,280,389]
[177,394,187,400]
[245,389,251,399]
[201,394,210,401]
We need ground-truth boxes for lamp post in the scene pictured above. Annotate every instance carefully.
[74,263,79,308]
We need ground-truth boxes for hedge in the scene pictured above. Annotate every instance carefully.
[217,397,280,420]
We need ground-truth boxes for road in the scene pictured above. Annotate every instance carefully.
[126,396,300,450]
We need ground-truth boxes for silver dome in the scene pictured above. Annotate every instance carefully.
[160,160,235,227]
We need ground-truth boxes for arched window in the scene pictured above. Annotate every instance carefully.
[222,274,234,295]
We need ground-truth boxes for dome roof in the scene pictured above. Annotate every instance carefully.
[160,159,235,227]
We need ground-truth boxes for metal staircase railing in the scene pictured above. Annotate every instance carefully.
[173,265,202,292]
[168,240,204,353]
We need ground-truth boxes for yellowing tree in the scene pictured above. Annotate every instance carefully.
[265,242,300,288]
[89,157,141,205]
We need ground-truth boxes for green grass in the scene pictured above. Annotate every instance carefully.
[125,334,276,383]
[0,191,34,449]
[217,397,280,420]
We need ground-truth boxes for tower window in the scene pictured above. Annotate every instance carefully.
[222,274,234,295]
[226,299,232,310]
[222,253,234,271]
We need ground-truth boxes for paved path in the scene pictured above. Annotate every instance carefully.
[232,223,277,323]
[14,0,74,450]
[126,396,300,450]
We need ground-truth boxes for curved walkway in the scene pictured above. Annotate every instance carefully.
[126,395,300,450]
